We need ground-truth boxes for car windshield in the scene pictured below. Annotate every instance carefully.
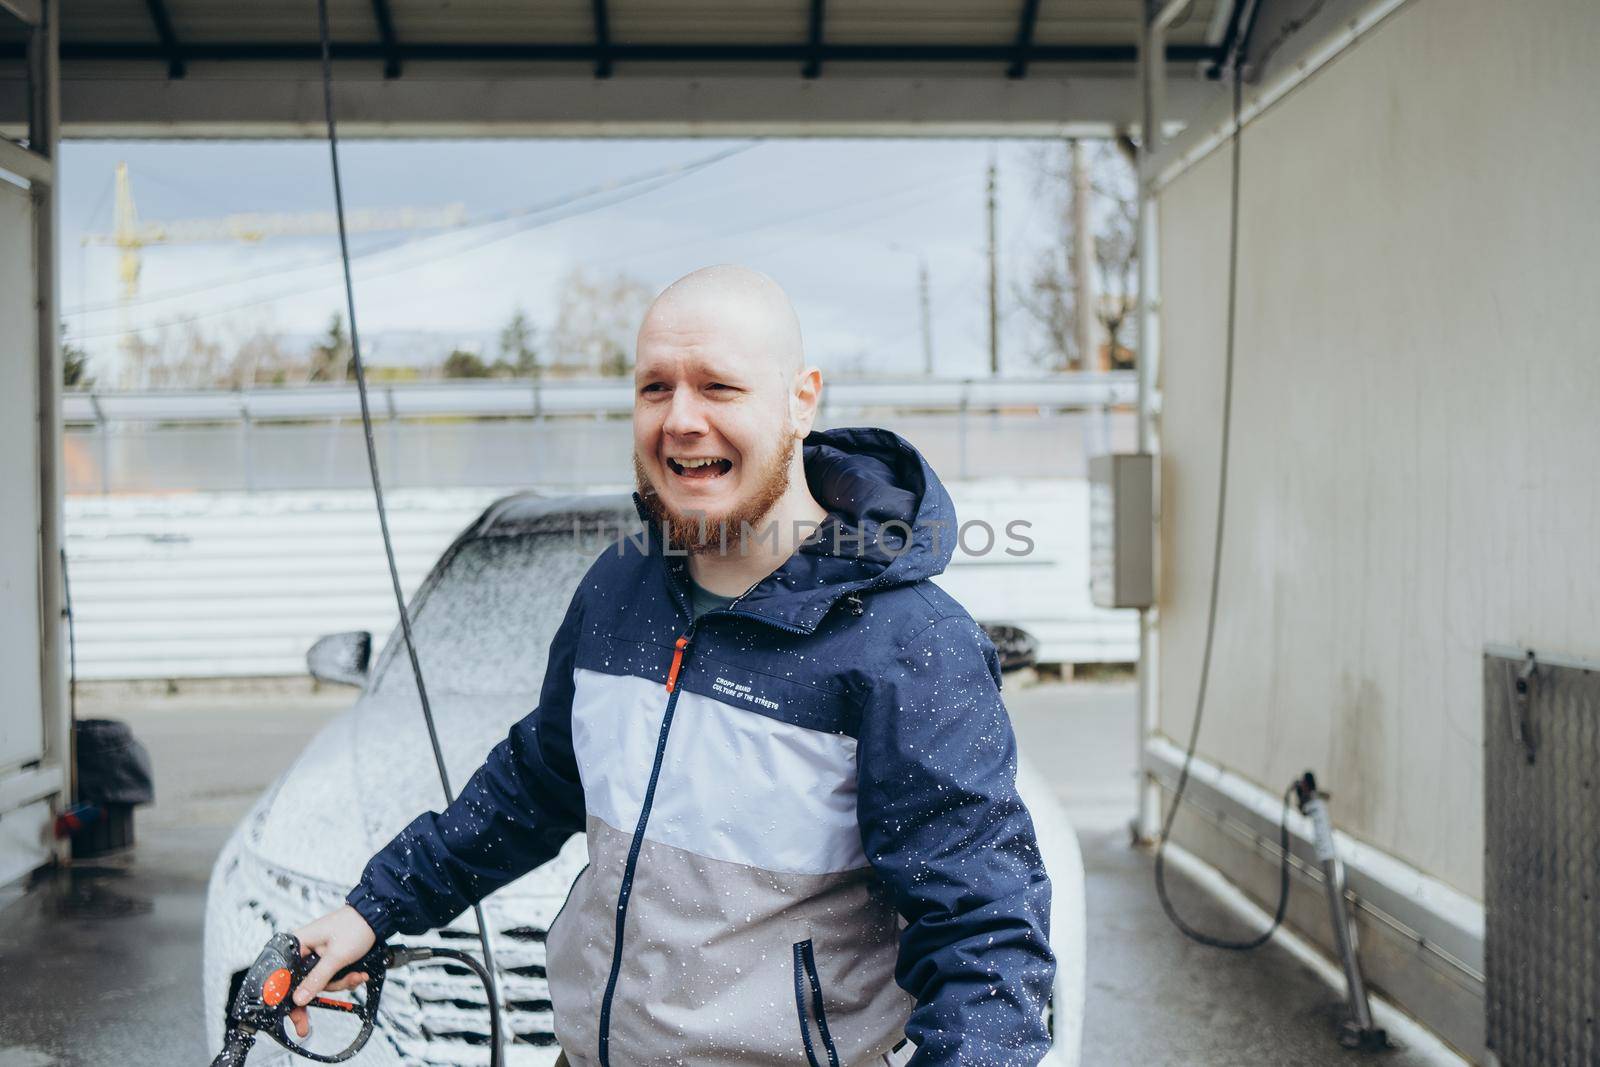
[372,530,597,698]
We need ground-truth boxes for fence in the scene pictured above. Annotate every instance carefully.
[63,484,1138,680]
[62,376,1136,494]
[59,376,1139,679]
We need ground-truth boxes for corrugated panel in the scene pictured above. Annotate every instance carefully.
[63,488,500,680]
[610,0,811,45]
[54,0,1190,48]
[62,481,1136,680]
[386,0,595,45]
[1484,648,1600,1067]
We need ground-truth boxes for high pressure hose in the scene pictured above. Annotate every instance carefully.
[1150,30,1299,952]
[312,3,505,1061]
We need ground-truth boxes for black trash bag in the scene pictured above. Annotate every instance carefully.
[75,718,155,806]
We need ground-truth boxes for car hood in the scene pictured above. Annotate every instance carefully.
[240,689,536,887]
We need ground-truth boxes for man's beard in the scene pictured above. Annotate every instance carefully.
[635,435,795,555]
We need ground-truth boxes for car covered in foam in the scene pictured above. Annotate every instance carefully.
[203,492,1085,1065]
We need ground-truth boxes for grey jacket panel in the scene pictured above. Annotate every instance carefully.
[549,816,913,1065]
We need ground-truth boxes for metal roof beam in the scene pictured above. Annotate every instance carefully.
[1006,0,1043,79]
[370,0,401,79]
[13,41,1216,64]
[802,0,825,79]
[591,0,612,79]
[16,72,1218,140]
[141,0,185,79]
[0,0,41,27]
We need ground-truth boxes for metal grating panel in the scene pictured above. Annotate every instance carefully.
[1484,647,1600,1067]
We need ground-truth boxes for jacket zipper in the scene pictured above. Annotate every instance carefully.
[594,567,817,1063]
[793,939,842,1067]
[596,622,695,1066]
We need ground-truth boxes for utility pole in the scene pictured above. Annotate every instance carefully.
[918,257,934,376]
[986,158,999,376]
[1070,138,1098,372]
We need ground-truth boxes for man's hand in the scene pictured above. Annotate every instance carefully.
[287,905,377,1039]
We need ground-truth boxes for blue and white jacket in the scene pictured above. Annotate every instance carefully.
[348,427,1055,1066]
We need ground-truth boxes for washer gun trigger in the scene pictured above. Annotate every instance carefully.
[209,931,406,1066]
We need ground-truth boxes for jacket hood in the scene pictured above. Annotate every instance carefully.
[731,426,956,632]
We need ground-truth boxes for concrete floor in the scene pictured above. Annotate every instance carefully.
[0,680,1464,1066]
[0,685,347,1067]
[1004,682,1462,1067]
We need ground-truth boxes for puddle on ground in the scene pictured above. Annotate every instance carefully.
[0,1046,59,1066]
[47,864,153,921]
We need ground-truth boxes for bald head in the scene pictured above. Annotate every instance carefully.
[638,265,805,380]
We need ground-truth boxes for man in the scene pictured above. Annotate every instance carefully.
[290,265,1055,1065]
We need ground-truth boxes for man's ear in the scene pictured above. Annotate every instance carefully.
[790,367,823,437]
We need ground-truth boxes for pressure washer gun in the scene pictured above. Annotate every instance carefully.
[208,933,420,1066]
[209,932,502,1066]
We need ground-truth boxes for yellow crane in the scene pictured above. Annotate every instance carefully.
[82,161,467,384]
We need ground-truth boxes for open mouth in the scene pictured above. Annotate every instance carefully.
[667,456,734,480]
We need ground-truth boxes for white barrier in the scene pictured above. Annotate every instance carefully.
[62,482,1137,680]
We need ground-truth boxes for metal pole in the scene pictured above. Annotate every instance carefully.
[918,257,934,376]
[1133,0,1165,842]
[958,381,970,480]
[89,392,110,494]
[241,402,255,493]
[30,0,69,838]
[1070,138,1097,372]
[986,159,1000,376]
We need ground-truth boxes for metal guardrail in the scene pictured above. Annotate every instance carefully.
[61,373,1137,425]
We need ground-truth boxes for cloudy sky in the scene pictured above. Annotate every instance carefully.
[58,137,1090,385]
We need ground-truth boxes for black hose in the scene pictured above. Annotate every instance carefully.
[312,3,504,1062]
[1150,62,1298,953]
[415,948,504,1057]
[60,546,76,749]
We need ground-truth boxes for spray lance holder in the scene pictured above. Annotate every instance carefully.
[1292,772,1390,1053]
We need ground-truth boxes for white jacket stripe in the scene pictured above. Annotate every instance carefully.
[570,667,866,875]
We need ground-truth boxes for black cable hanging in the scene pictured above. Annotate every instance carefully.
[1151,38,1299,953]
[312,1,505,1059]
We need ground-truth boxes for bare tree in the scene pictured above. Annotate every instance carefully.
[549,267,654,377]
[1013,140,1139,372]
[123,323,231,389]
[229,328,299,387]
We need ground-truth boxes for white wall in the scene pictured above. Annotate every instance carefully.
[1156,0,1600,902]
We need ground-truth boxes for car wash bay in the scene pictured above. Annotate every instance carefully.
[7,1,1600,1065]
[0,681,1462,1066]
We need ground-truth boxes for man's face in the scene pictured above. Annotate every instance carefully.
[632,306,796,550]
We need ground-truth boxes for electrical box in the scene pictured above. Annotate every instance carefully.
[1089,453,1153,609]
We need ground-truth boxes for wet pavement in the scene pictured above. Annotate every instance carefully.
[0,685,346,1067]
[1005,681,1464,1067]
[0,680,1467,1066]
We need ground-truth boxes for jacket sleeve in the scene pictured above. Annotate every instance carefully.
[856,614,1055,1066]
[345,591,587,941]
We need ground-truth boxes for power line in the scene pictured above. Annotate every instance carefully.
[65,144,756,319]
[67,150,751,342]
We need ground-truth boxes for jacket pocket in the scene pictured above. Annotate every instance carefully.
[792,939,842,1067]
[548,861,590,941]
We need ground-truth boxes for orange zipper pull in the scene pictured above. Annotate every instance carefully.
[665,635,689,693]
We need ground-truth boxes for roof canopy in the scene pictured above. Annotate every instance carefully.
[0,0,1227,138]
